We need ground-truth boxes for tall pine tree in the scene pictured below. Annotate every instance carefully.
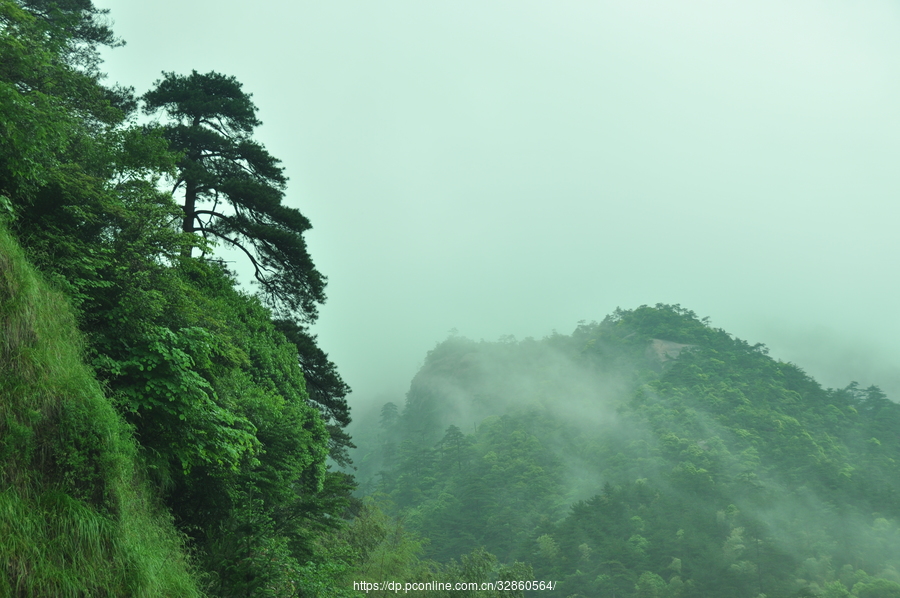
[143,70,325,321]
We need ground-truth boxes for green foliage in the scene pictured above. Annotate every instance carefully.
[114,261,338,595]
[102,324,260,474]
[143,69,327,320]
[361,304,900,598]
[0,0,130,202]
[315,500,532,598]
[0,0,77,195]
[275,318,354,465]
[1,6,351,593]
[0,221,203,595]
[854,579,900,598]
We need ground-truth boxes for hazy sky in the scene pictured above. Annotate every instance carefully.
[96,0,900,406]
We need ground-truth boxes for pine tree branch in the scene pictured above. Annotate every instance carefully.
[192,220,269,284]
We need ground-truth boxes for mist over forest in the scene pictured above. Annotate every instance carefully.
[3,1,900,597]
[350,305,900,597]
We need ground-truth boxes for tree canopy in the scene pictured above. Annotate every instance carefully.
[354,304,900,598]
[143,70,326,321]
[1,3,360,593]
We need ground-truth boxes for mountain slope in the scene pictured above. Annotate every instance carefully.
[357,305,900,598]
[0,221,203,596]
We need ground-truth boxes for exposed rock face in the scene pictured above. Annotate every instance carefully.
[648,339,695,362]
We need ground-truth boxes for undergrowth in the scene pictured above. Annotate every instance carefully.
[0,222,204,597]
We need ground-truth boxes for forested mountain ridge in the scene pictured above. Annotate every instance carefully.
[4,1,900,596]
[356,305,900,598]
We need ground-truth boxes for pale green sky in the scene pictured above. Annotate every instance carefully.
[96,0,900,403]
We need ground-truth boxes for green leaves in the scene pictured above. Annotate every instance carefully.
[2,3,348,595]
[108,325,259,474]
[0,0,129,201]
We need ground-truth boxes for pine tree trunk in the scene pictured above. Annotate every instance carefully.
[181,178,196,257]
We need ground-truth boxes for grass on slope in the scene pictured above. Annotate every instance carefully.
[0,221,203,597]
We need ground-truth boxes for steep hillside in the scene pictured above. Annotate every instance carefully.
[0,222,203,595]
[357,305,900,598]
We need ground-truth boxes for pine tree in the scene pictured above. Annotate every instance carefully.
[142,70,326,321]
